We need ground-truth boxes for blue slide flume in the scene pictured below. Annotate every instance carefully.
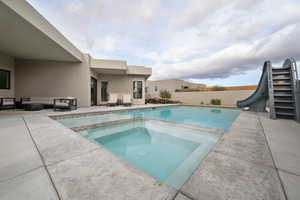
[236,61,270,112]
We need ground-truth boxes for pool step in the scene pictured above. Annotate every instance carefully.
[274,93,292,97]
[276,112,295,116]
[273,77,291,81]
[272,71,290,75]
[275,106,294,110]
[273,83,292,86]
[273,88,292,91]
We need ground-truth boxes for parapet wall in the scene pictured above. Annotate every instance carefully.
[172,90,255,106]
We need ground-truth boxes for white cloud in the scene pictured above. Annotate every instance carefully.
[28,0,300,84]
[149,23,300,80]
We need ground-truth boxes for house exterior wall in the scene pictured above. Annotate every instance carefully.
[172,90,255,106]
[0,53,15,97]
[146,79,205,98]
[15,55,91,107]
[96,74,147,105]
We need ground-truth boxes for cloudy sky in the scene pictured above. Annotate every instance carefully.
[27,0,300,86]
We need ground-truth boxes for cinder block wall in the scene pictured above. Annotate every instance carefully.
[172,90,255,106]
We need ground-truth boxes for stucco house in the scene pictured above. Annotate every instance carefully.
[0,0,151,107]
[146,79,205,98]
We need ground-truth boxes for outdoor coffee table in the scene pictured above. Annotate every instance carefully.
[24,103,44,111]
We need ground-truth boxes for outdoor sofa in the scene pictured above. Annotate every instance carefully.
[0,97,16,110]
[21,97,77,111]
[21,97,56,109]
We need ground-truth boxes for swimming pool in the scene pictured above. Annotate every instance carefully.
[58,106,240,130]
[79,120,220,189]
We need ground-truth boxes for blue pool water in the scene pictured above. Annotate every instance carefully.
[58,106,240,130]
[80,120,220,189]
[119,106,240,130]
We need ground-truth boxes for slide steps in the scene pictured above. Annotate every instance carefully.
[237,58,299,121]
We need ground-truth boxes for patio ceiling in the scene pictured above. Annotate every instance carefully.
[0,0,82,62]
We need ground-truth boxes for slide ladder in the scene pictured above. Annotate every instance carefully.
[269,58,298,119]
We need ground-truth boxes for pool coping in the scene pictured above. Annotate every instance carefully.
[49,104,180,120]
[70,117,224,135]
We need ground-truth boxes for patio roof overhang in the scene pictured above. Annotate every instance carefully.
[90,54,152,77]
[0,0,83,62]
[90,59,128,74]
[91,67,127,75]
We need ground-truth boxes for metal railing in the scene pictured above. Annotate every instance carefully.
[291,57,299,89]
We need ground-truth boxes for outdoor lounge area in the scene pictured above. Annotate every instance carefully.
[0,96,77,111]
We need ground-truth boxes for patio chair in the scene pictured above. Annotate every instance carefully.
[53,97,77,111]
[108,94,118,106]
[122,94,132,106]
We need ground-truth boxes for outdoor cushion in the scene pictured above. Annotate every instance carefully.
[2,99,14,105]
[22,97,53,105]
[54,101,69,106]
[122,94,132,104]
[108,94,118,103]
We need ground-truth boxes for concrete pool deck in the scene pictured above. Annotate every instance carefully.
[0,105,299,200]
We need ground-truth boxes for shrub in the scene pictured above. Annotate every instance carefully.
[211,85,225,91]
[159,90,171,99]
[210,99,221,105]
[146,98,180,104]
[200,101,204,105]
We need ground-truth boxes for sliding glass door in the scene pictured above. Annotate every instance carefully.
[133,80,143,99]
[91,77,97,106]
[101,81,108,102]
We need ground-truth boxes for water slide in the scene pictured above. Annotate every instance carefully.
[236,61,270,112]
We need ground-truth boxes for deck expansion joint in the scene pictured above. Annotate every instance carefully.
[22,117,63,200]
[258,115,289,200]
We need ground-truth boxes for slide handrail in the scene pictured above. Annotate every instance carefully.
[290,57,298,89]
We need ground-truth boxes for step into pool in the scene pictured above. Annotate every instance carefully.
[58,106,240,130]
[79,120,220,189]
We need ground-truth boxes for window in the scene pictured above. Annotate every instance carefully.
[154,86,158,92]
[0,69,10,89]
[133,81,143,99]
